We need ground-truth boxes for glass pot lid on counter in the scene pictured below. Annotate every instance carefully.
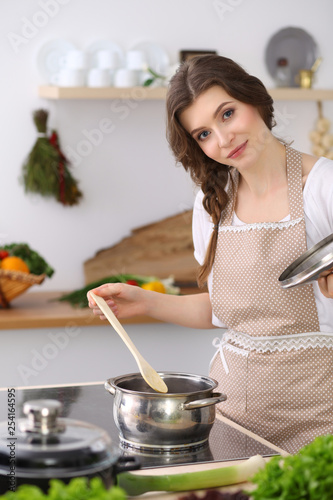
[0,399,119,479]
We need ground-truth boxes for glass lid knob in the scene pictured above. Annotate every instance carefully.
[19,399,66,435]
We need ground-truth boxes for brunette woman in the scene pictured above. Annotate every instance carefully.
[88,55,333,453]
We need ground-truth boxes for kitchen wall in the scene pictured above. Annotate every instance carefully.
[1,0,333,292]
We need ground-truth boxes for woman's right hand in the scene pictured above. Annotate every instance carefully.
[87,283,149,321]
[87,284,215,330]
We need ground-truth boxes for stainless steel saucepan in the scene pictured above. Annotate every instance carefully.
[105,372,226,452]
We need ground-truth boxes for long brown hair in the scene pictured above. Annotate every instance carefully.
[166,54,275,287]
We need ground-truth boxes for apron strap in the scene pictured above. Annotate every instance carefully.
[221,145,304,226]
[221,168,238,226]
[285,146,305,220]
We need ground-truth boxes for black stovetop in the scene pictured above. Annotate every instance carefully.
[0,382,276,469]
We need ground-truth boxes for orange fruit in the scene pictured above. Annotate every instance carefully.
[1,256,30,273]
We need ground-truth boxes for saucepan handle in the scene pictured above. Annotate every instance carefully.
[113,456,141,476]
[104,379,116,396]
[181,392,227,410]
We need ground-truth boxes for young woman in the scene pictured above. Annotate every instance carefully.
[88,55,333,454]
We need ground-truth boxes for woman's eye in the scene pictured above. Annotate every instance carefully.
[223,109,233,120]
[198,130,210,141]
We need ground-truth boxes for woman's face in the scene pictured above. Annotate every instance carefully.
[179,85,271,170]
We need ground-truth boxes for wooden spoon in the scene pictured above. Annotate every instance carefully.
[89,292,168,393]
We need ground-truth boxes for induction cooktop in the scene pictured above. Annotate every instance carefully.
[0,382,277,469]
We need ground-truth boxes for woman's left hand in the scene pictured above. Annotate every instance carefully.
[318,269,333,298]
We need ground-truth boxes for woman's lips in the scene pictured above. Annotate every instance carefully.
[227,141,248,159]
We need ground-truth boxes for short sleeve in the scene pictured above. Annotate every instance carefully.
[192,190,213,265]
[192,190,226,328]
[303,156,333,244]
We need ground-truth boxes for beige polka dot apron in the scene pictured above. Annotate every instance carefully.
[210,146,333,454]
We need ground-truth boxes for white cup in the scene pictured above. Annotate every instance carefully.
[51,68,86,87]
[96,50,120,70]
[126,50,146,70]
[60,50,87,70]
[114,68,140,87]
[87,68,111,87]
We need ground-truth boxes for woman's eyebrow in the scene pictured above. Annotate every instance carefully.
[213,100,233,118]
[190,101,233,137]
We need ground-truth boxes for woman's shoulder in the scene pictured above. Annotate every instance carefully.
[194,188,204,204]
[302,153,333,187]
[302,152,318,173]
[301,152,319,184]
[303,155,333,236]
[192,189,212,265]
[193,189,211,225]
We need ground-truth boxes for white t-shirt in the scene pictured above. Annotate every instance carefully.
[192,156,333,332]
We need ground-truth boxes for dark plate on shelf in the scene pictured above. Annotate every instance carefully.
[265,27,318,87]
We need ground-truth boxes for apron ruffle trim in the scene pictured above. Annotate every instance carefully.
[225,329,333,352]
[210,329,333,374]
[218,216,304,233]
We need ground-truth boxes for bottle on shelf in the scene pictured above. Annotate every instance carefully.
[274,57,292,88]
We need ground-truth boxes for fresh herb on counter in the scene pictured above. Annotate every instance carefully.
[0,477,127,499]
[249,434,333,499]
[57,275,150,308]
[1,243,54,277]
[57,274,179,308]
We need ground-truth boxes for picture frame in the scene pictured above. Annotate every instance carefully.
[179,50,217,62]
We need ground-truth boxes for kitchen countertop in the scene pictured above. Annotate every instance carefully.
[0,288,201,330]
[0,381,284,496]
[0,291,162,330]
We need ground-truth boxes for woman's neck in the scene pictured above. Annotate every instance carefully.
[235,139,290,223]
[238,139,287,198]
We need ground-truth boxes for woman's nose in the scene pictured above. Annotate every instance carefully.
[216,130,231,149]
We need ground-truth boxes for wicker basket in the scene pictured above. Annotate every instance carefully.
[0,269,46,308]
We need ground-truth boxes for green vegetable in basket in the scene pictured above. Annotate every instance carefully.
[0,477,127,500]
[249,434,333,499]
[1,243,54,277]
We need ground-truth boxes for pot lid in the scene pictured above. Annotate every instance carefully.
[0,399,118,477]
[279,233,333,288]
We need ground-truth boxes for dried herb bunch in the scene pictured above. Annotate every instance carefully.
[22,109,82,206]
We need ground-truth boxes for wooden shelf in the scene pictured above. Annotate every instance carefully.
[38,85,333,101]
[38,85,167,100]
[269,88,333,101]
